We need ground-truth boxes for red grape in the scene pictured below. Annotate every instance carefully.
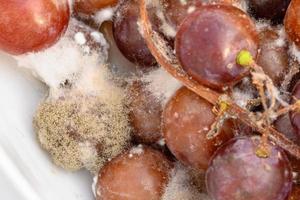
[257,28,289,86]
[206,136,293,200]
[74,0,118,14]
[175,4,258,89]
[163,87,233,170]
[247,0,291,24]
[285,0,300,48]
[290,81,300,137]
[96,146,172,200]
[113,0,157,67]
[127,82,163,144]
[0,0,70,55]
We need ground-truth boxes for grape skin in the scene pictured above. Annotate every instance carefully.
[257,28,289,86]
[113,0,157,67]
[96,147,172,200]
[127,82,163,144]
[285,0,300,48]
[175,4,258,89]
[163,87,233,170]
[0,0,70,55]
[206,136,293,200]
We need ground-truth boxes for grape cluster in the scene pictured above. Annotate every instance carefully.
[2,0,300,200]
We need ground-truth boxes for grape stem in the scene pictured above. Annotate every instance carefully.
[276,100,300,117]
[139,0,300,159]
[237,51,277,157]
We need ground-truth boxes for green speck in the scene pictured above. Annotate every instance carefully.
[236,50,254,67]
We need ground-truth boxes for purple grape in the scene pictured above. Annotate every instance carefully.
[206,136,292,200]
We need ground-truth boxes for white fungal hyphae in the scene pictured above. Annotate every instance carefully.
[15,18,109,91]
[20,17,133,174]
[290,43,300,63]
[32,50,131,173]
[93,7,116,25]
[162,163,211,200]
[129,145,144,156]
[74,32,87,45]
[232,87,255,109]
[142,68,182,106]
[273,27,287,47]
[233,0,248,12]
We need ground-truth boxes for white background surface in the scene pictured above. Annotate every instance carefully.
[0,53,94,200]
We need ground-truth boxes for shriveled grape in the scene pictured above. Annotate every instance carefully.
[163,87,233,170]
[0,0,70,55]
[113,0,157,67]
[175,4,258,89]
[96,146,172,200]
[206,136,293,200]
[285,0,300,48]
[127,82,163,144]
[74,0,118,14]
[257,28,289,86]
[247,0,291,24]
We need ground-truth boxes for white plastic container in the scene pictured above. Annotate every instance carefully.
[0,53,94,200]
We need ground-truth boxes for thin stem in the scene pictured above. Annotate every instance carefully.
[276,101,300,117]
[139,0,300,159]
[248,62,274,156]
